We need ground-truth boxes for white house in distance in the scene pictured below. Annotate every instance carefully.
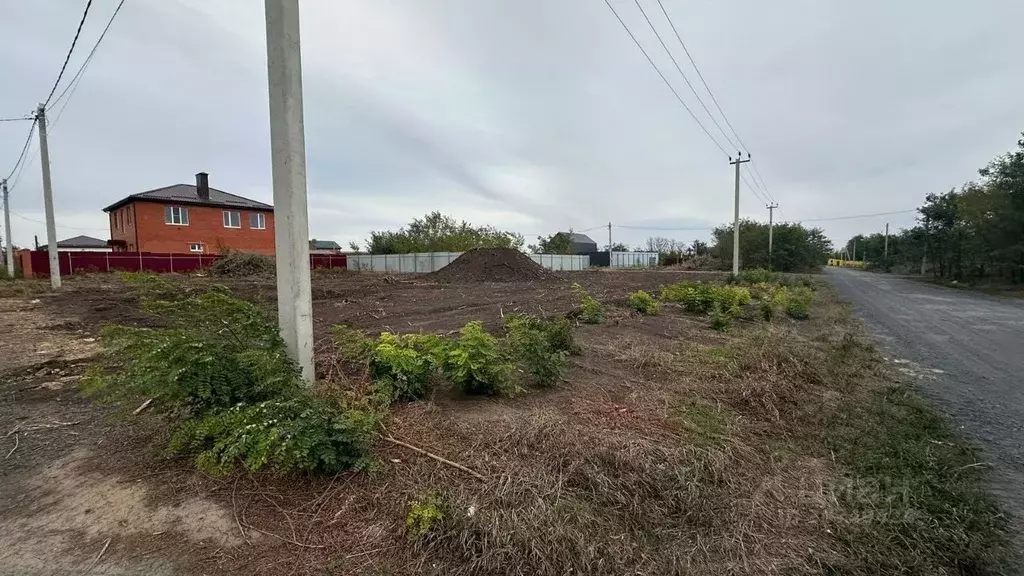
[55,235,112,252]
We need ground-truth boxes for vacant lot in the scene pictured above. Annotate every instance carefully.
[0,270,1010,575]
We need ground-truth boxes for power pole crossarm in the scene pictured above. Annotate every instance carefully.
[36,105,61,289]
[728,154,750,276]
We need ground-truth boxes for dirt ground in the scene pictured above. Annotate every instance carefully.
[0,270,1002,575]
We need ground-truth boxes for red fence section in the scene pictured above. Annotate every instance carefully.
[19,250,347,278]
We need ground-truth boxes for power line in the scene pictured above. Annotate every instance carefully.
[601,0,729,157]
[49,0,127,115]
[631,0,737,151]
[797,209,917,223]
[4,120,37,182]
[740,172,769,204]
[0,116,34,122]
[44,0,95,108]
[10,211,108,233]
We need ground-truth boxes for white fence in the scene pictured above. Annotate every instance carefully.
[610,251,659,268]
[346,251,591,273]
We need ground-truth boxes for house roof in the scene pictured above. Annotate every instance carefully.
[310,240,342,250]
[558,232,597,245]
[57,235,108,248]
[102,184,273,213]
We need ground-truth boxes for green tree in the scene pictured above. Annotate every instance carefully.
[711,220,831,272]
[529,232,573,254]
[365,212,524,254]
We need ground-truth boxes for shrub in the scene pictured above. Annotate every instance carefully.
[505,315,569,387]
[709,304,733,332]
[738,268,778,285]
[406,492,448,540]
[370,333,448,402]
[446,321,516,396]
[786,286,814,319]
[571,283,605,324]
[332,324,374,363]
[627,290,659,315]
[170,396,377,475]
[210,252,276,277]
[661,281,749,315]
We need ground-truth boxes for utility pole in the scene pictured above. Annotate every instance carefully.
[851,238,856,262]
[265,0,314,382]
[35,104,60,289]
[883,222,889,260]
[766,202,778,270]
[607,222,612,252]
[729,153,750,275]
[2,179,13,278]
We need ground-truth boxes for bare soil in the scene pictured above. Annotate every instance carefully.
[425,247,552,283]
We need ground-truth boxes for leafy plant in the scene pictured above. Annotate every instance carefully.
[571,283,605,324]
[446,321,516,396]
[505,315,569,387]
[737,268,778,285]
[786,286,814,319]
[169,396,377,475]
[661,281,749,315]
[406,492,448,539]
[370,333,448,402]
[626,290,659,315]
[332,324,374,363]
[709,303,733,332]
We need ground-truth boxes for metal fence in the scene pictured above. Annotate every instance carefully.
[610,251,659,268]
[346,251,591,273]
[18,250,347,278]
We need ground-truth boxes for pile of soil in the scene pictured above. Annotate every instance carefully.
[427,248,553,283]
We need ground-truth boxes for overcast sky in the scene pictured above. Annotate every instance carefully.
[1,0,1021,251]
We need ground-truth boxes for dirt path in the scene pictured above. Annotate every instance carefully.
[826,268,1024,555]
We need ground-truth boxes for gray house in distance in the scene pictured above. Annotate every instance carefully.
[556,232,598,254]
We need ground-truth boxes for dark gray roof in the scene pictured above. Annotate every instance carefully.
[103,184,273,212]
[558,232,597,245]
[310,240,342,250]
[57,235,108,248]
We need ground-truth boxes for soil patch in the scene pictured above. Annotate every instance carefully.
[426,248,553,283]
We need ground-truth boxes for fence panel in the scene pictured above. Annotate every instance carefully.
[610,251,658,268]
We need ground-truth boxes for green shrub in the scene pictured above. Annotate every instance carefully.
[786,286,814,319]
[170,396,377,475]
[709,304,733,332]
[661,281,749,314]
[571,283,605,324]
[332,324,374,363]
[446,321,516,396]
[738,268,778,285]
[406,492,448,539]
[505,315,569,387]
[626,290,659,315]
[370,333,448,402]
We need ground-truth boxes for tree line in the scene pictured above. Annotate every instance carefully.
[843,133,1024,283]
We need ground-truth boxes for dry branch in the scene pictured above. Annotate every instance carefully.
[5,434,18,459]
[86,538,111,573]
[383,436,486,481]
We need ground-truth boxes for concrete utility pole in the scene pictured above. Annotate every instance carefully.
[35,104,60,289]
[883,222,889,260]
[265,0,314,382]
[729,153,751,275]
[607,222,612,252]
[2,179,13,278]
[766,202,778,270]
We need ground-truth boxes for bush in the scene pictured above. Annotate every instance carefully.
[505,315,569,387]
[571,283,605,324]
[786,286,814,319]
[709,304,733,331]
[211,252,275,277]
[737,268,778,285]
[370,333,448,402]
[627,290,659,315]
[446,321,516,396]
[169,396,377,475]
[661,281,750,315]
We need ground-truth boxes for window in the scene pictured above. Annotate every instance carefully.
[126,209,131,225]
[189,243,204,253]
[249,212,266,229]
[116,211,121,230]
[164,205,189,225]
[223,210,241,228]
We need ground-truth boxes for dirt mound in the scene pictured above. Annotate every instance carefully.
[427,248,553,283]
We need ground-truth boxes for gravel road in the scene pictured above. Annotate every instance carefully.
[827,268,1023,554]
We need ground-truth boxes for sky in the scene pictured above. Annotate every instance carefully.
[1,0,1021,252]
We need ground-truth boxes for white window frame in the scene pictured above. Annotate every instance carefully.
[223,210,241,228]
[249,212,266,230]
[189,243,204,253]
[165,205,189,226]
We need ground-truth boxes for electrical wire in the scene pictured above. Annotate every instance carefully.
[0,116,34,122]
[740,173,770,205]
[601,0,730,157]
[43,0,94,108]
[10,211,109,233]
[3,120,37,182]
[631,0,738,151]
[796,209,917,223]
[48,0,127,115]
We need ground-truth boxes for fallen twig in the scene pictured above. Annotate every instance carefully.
[133,398,153,415]
[86,538,111,573]
[231,478,251,546]
[5,434,18,459]
[383,436,486,481]
[240,521,326,548]
[5,423,22,438]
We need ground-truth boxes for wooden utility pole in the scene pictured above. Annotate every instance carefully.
[729,153,751,275]
[766,202,778,270]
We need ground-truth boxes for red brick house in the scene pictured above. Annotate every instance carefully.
[103,173,275,254]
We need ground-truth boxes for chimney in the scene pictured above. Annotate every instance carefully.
[196,172,210,200]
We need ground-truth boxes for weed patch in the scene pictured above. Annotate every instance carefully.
[571,283,605,324]
[626,290,659,315]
